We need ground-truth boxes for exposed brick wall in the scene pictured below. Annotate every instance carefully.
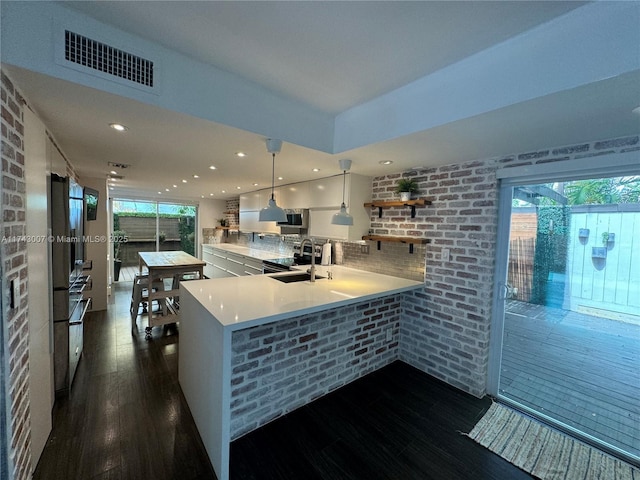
[225,198,239,229]
[229,295,402,439]
[373,135,639,398]
[1,71,31,480]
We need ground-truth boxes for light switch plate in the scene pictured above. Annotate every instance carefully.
[442,248,450,262]
[361,244,370,254]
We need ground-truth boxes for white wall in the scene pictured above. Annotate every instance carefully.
[82,177,109,311]
[24,107,53,469]
[198,198,226,255]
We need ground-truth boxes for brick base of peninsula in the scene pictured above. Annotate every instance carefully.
[177,266,422,480]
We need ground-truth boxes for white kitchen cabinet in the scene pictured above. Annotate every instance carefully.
[308,175,346,208]
[238,211,279,234]
[201,246,267,278]
[308,173,372,241]
[239,190,265,211]
[278,182,310,209]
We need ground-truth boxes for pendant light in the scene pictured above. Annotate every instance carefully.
[331,159,353,226]
[259,139,288,222]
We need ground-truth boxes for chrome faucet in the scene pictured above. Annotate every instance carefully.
[300,237,316,282]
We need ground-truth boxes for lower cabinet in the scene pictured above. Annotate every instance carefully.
[202,246,265,278]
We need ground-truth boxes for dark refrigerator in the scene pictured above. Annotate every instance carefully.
[51,174,90,395]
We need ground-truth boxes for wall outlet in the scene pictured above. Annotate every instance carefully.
[386,327,392,342]
[361,244,370,254]
[442,248,450,262]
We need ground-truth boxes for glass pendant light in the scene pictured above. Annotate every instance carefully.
[259,139,288,222]
[331,159,354,226]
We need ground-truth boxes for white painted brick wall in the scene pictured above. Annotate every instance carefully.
[229,295,402,439]
[376,136,639,398]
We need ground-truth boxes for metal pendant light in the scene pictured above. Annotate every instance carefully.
[259,139,288,223]
[331,159,353,226]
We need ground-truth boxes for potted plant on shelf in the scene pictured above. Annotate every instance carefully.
[112,230,128,281]
[395,178,420,202]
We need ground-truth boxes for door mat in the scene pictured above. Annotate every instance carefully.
[466,402,639,479]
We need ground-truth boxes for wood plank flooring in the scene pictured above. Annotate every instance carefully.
[501,300,640,460]
[34,279,531,480]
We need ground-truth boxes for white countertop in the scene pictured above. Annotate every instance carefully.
[181,265,423,331]
[202,243,293,262]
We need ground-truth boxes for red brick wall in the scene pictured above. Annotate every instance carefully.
[1,71,32,480]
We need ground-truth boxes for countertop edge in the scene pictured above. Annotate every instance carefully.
[222,282,422,332]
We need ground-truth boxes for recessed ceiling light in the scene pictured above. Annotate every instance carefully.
[110,170,118,175]
[201,195,205,198]
[221,190,226,193]
[109,123,128,132]
[158,191,162,194]
[379,160,394,165]
[277,176,284,180]
[235,152,246,157]
[182,179,187,183]
[209,165,217,170]
[209,193,214,196]
[193,174,200,179]
[253,183,259,186]
[633,106,640,115]
[173,184,177,188]
[312,168,320,172]
[165,188,170,192]
[236,186,241,190]
[109,187,114,190]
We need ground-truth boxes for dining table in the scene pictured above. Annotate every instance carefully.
[138,250,205,338]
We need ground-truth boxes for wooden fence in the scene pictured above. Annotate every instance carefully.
[508,237,535,302]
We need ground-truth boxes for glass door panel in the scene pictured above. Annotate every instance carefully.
[495,175,640,464]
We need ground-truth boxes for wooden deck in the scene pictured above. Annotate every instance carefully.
[501,300,639,461]
[116,265,143,283]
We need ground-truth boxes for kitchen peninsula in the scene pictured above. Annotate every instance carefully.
[178,266,422,480]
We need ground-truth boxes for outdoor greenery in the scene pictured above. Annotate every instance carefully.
[564,176,640,205]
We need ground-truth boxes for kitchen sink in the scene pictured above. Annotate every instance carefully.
[269,272,325,283]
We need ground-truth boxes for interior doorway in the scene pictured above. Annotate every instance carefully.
[489,172,640,466]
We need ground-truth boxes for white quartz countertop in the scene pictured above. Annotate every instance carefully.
[201,243,293,261]
[181,265,423,331]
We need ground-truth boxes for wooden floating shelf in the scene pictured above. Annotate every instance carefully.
[362,235,430,254]
[364,198,432,218]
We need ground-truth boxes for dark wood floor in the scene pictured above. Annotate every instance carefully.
[34,280,531,480]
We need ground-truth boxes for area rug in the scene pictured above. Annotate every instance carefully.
[466,402,640,479]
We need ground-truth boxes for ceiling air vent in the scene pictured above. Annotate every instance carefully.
[64,30,154,88]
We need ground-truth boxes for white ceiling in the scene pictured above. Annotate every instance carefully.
[4,1,639,201]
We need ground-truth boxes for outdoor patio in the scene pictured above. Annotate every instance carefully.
[501,300,640,461]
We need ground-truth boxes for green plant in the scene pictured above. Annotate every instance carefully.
[218,218,229,227]
[395,178,420,194]
[601,232,610,246]
[158,231,166,243]
[112,230,128,259]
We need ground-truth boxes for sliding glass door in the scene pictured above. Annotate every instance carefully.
[111,199,197,281]
[489,172,640,465]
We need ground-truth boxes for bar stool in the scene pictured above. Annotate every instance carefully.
[171,271,200,307]
[130,273,165,320]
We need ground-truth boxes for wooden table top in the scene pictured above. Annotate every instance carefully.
[139,251,205,269]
